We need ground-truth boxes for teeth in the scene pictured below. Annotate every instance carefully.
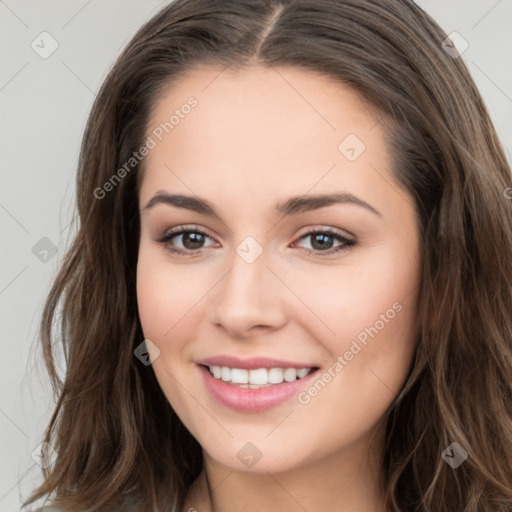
[268,368,284,384]
[230,368,249,384]
[283,368,297,382]
[249,368,268,385]
[221,367,230,382]
[297,368,309,378]
[207,365,313,386]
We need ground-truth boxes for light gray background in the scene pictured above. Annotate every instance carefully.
[1,1,511,510]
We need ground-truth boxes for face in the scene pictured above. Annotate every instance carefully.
[136,64,421,474]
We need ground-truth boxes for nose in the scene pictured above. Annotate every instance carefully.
[209,247,287,340]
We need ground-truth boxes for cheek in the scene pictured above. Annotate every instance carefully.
[136,248,217,353]
[289,252,419,445]
[136,249,189,345]
[136,251,200,409]
[288,244,420,355]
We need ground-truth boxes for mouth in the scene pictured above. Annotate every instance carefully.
[203,364,316,388]
[196,356,320,412]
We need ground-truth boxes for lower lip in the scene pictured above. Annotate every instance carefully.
[199,365,318,412]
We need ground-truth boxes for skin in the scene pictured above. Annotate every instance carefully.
[136,64,422,512]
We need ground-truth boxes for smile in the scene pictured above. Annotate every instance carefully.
[196,356,319,412]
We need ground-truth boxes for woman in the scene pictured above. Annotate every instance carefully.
[26,0,512,511]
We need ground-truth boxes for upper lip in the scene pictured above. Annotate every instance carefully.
[196,355,318,370]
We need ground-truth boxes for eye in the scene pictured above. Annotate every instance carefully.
[292,228,356,256]
[155,225,357,257]
[155,225,218,255]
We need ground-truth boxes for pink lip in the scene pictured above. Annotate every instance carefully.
[196,355,317,370]
[197,359,319,413]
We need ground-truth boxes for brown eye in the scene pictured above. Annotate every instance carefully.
[156,226,217,255]
[293,229,356,256]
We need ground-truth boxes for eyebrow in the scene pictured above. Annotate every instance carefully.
[143,191,382,218]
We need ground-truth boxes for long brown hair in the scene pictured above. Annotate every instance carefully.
[25,1,512,511]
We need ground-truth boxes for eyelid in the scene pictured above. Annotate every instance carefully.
[295,224,355,240]
[155,224,218,245]
[157,223,209,235]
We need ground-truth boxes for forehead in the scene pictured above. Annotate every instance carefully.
[146,63,381,147]
[140,64,393,212]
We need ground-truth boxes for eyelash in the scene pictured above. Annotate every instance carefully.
[155,225,357,257]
